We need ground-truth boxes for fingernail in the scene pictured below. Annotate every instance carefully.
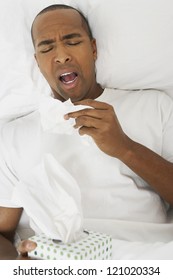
[64,114,69,120]
[27,242,35,250]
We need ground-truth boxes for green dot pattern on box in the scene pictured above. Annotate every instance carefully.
[29,230,112,260]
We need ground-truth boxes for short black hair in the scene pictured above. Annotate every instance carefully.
[31,4,93,46]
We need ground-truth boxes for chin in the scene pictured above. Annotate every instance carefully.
[54,87,85,103]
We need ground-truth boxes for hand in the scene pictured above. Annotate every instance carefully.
[64,99,130,159]
[16,239,37,260]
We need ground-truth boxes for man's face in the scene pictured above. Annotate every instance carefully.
[32,9,99,102]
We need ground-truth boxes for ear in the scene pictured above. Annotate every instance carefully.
[91,38,97,61]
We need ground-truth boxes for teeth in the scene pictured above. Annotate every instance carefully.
[60,72,77,84]
[64,79,76,84]
[60,72,72,77]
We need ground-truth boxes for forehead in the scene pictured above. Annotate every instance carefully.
[32,9,87,42]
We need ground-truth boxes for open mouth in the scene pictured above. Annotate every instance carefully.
[59,72,78,85]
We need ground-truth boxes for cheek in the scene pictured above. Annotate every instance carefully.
[83,56,96,78]
[38,59,52,79]
[37,55,49,71]
[77,45,96,71]
[78,49,93,65]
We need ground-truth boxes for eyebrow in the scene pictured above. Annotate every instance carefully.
[37,33,82,48]
[37,39,55,48]
[62,33,82,40]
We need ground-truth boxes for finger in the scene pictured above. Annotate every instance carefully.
[74,99,110,110]
[74,115,102,129]
[65,106,109,120]
[64,108,95,120]
[17,240,37,256]
[65,100,113,120]
[78,126,97,137]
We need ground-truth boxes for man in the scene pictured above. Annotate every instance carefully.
[0,4,173,259]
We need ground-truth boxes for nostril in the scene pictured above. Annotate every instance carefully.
[54,56,71,64]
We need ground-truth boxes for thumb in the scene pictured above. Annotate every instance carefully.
[17,239,37,257]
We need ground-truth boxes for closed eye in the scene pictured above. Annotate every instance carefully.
[66,41,82,46]
[40,47,54,54]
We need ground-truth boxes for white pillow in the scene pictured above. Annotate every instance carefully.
[1,0,173,100]
[72,0,173,96]
[0,0,72,102]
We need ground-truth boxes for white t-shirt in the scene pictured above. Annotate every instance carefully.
[0,88,173,240]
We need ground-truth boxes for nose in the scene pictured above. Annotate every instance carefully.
[54,47,71,64]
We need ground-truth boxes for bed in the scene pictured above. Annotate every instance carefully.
[0,0,173,259]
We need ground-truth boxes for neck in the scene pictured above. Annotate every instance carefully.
[90,83,104,100]
[52,84,104,103]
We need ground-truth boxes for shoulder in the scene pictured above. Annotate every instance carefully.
[102,88,173,110]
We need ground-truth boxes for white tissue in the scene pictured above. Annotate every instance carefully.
[12,153,83,243]
[2,93,93,242]
[38,96,92,135]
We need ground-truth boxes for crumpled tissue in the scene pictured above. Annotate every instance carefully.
[12,153,84,243]
[38,95,92,135]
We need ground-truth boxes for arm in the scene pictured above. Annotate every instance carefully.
[0,207,22,259]
[118,139,173,206]
[0,234,18,260]
[65,99,173,205]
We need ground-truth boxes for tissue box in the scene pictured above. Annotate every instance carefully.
[28,230,112,260]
